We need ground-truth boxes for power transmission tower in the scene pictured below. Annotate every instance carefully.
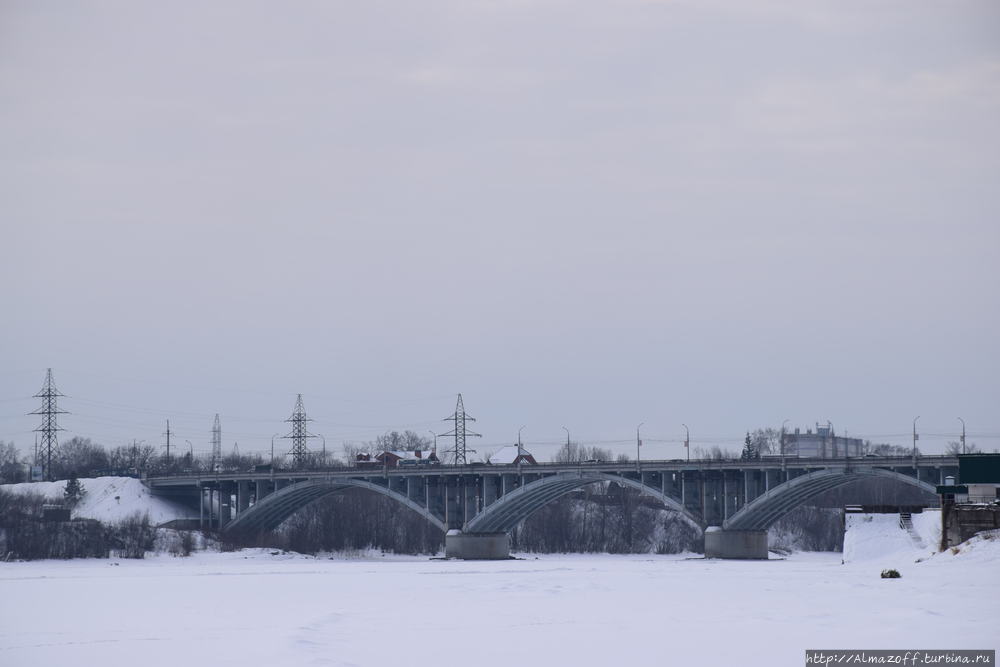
[211,414,222,465]
[282,394,317,468]
[29,368,67,480]
[441,393,480,465]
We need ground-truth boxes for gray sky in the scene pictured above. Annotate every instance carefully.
[2,0,998,461]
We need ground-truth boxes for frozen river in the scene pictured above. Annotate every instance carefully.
[1,546,997,667]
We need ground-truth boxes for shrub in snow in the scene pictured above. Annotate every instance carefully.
[111,513,154,559]
[880,568,901,578]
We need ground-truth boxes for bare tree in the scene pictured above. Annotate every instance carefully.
[0,441,26,483]
[944,440,980,455]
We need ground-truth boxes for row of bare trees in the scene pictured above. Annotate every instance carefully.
[0,429,438,484]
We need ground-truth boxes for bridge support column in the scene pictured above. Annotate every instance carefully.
[445,531,510,560]
[219,482,232,529]
[704,527,768,560]
[237,481,250,514]
[484,474,497,507]
[255,480,267,503]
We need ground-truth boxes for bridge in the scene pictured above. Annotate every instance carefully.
[146,455,956,559]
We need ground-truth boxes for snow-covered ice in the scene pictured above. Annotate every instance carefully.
[2,476,195,525]
[1,541,997,667]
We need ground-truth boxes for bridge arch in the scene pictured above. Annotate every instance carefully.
[723,468,938,531]
[465,471,705,534]
[223,478,447,535]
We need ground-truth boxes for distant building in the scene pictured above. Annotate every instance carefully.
[355,450,439,467]
[784,423,862,458]
[487,445,537,465]
[937,454,1000,548]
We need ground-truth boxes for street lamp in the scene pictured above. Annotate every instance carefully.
[318,434,326,468]
[781,419,790,477]
[271,433,280,467]
[681,424,690,462]
[636,422,644,470]
[957,417,966,455]
[428,430,438,457]
[562,426,570,447]
[912,416,920,466]
[517,425,526,458]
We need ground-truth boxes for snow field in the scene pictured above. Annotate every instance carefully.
[1,543,997,667]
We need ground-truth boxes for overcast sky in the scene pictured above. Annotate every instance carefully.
[1,0,998,461]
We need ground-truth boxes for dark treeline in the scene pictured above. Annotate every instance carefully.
[0,489,157,560]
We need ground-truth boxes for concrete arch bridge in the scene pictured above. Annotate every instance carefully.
[146,456,952,559]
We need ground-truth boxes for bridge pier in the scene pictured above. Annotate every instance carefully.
[444,531,510,560]
[237,481,250,514]
[704,527,768,559]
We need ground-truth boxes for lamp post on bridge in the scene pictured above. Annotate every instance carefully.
[636,422,644,472]
[429,430,438,458]
[957,417,966,455]
[517,425,526,459]
[271,433,279,468]
[681,424,689,462]
[781,419,790,480]
[562,426,570,447]
[912,416,920,469]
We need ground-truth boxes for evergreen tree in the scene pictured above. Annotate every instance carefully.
[740,432,756,461]
[64,471,85,507]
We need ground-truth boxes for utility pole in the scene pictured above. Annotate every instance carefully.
[163,419,172,463]
[211,414,222,468]
[682,424,690,462]
[29,368,67,481]
[441,394,480,465]
[912,415,920,469]
[957,417,966,455]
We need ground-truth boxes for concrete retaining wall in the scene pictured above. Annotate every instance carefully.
[704,527,768,559]
[444,531,510,560]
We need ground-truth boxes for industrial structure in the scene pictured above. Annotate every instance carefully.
[782,423,863,458]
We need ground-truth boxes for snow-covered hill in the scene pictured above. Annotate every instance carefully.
[842,510,941,565]
[1,476,196,526]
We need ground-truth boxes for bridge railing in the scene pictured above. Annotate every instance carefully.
[143,455,959,483]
